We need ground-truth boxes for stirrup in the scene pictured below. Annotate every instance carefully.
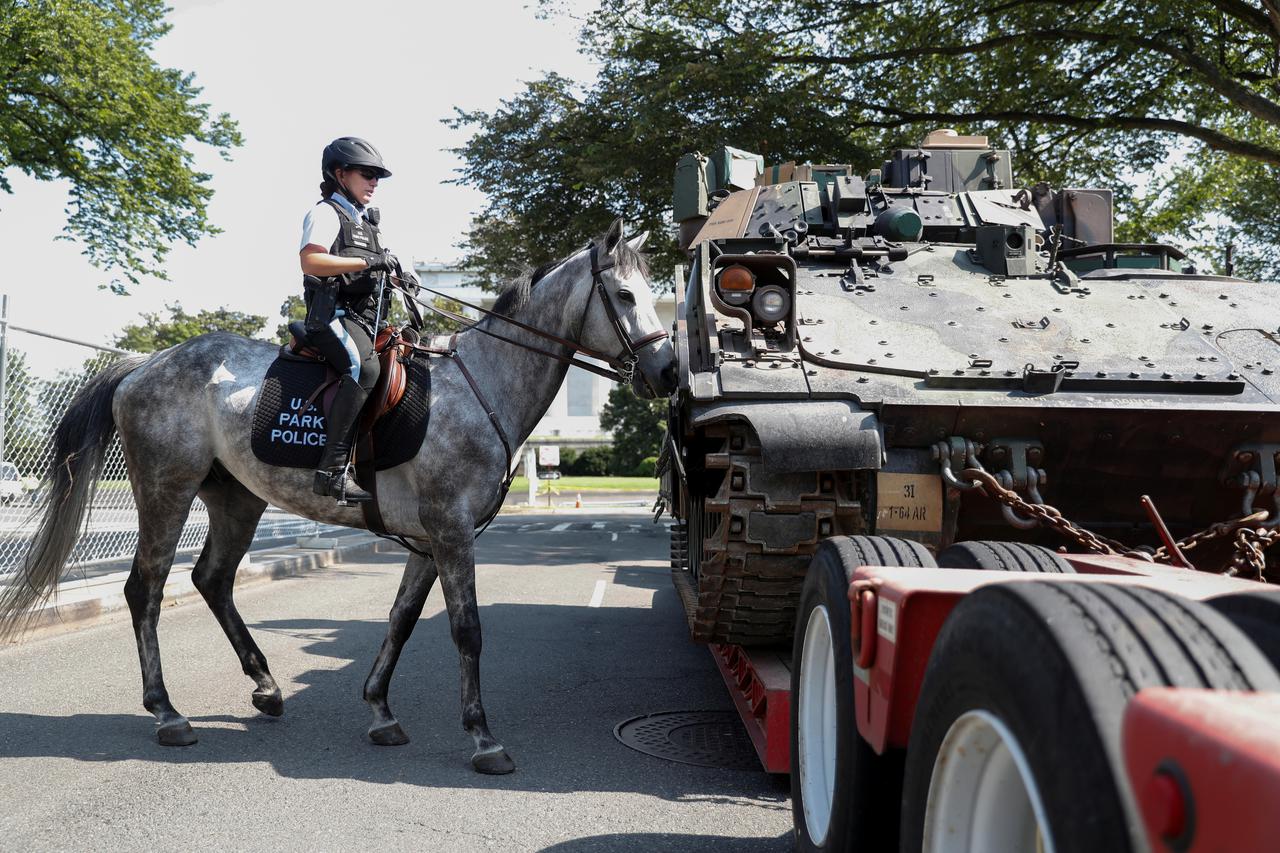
[313,466,372,505]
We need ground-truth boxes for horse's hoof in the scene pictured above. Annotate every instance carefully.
[157,720,197,747]
[472,747,515,775]
[368,721,410,746]
[252,691,284,717]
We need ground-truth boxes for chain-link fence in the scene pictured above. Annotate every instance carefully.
[0,307,331,578]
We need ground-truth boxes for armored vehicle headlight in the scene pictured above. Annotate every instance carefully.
[752,285,790,323]
[717,264,756,306]
[719,264,755,291]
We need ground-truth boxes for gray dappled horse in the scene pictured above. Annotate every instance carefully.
[0,220,676,774]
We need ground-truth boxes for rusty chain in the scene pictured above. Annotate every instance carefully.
[957,467,1276,582]
[1229,526,1280,579]
[960,468,1127,555]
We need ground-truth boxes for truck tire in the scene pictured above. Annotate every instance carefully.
[1207,589,1280,670]
[899,581,1280,853]
[791,536,934,853]
[936,540,1074,572]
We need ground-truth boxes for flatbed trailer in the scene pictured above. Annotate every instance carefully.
[702,538,1280,852]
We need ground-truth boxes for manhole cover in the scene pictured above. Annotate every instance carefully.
[614,710,760,770]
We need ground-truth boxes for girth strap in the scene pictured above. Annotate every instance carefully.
[351,339,516,557]
[445,343,518,534]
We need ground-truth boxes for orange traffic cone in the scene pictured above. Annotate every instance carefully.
[575,493,582,508]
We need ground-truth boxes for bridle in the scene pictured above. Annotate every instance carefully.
[581,242,670,384]
[390,240,669,386]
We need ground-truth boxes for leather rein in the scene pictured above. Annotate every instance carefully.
[391,243,669,385]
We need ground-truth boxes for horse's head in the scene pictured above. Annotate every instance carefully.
[578,219,677,400]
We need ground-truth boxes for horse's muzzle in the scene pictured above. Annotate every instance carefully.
[633,343,678,399]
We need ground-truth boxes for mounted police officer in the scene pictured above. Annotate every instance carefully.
[299,136,399,503]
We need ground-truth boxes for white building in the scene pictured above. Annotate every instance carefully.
[413,260,676,449]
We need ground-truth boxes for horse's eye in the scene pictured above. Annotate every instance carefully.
[617,289,636,304]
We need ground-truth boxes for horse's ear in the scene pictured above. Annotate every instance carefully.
[605,217,625,253]
[627,231,650,252]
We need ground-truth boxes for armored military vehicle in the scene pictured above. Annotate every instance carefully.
[662,130,1280,646]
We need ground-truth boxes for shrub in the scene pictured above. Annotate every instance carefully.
[599,384,665,474]
[631,456,658,477]
[572,446,612,476]
[558,447,579,471]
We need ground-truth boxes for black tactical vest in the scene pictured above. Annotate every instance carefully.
[321,198,391,329]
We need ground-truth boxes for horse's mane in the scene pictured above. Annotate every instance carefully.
[491,233,649,316]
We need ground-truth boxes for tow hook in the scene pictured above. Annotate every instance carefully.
[984,438,1048,530]
[933,437,983,492]
[1222,445,1280,527]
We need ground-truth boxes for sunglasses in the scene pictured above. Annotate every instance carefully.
[353,168,381,181]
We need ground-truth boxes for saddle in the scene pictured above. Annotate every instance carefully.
[277,320,426,532]
[284,320,411,431]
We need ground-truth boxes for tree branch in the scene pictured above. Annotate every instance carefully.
[767,31,1035,66]
[771,25,1280,130]
[1203,0,1275,39]
[1264,0,1280,32]
[846,101,1280,165]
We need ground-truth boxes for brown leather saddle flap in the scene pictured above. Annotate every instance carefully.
[362,327,409,429]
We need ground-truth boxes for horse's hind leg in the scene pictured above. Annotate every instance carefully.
[191,472,280,716]
[363,549,438,745]
[434,531,515,775]
[122,477,204,746]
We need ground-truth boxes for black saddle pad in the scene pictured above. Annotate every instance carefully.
[251,352,431,471]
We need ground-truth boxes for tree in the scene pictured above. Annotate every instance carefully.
[452,1,1280,280]
[0,348,45,466]
[598,383,665,475]
[33,350,116,461]
[1,0,241,293]
[114,303,266,352]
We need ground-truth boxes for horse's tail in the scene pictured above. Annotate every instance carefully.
[0,353,149,638]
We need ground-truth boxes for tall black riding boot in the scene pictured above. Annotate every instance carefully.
[313,376,373,503]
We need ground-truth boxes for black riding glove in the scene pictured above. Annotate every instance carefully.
[365,250,399,273]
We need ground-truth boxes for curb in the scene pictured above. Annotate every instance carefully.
[14,534,403,642]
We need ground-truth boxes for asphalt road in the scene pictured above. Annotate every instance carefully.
[0,512,793,852]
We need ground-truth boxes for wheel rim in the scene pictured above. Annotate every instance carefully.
[798,604,839,845]
[923,710,1055,853]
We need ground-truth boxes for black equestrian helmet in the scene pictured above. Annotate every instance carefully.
[322,137,392,180]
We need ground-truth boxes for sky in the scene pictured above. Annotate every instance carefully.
[1,0,598,374]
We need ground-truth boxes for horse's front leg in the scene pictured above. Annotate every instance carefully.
[434,527,515,775]
[363,549,438,745]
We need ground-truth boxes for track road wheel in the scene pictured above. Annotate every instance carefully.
[936,540,1074,572]
[791,536,934,853]
[1207,588,1280,669]
[900,581,1280,853]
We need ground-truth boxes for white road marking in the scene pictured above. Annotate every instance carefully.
[591,522,606,530]
[610,532,618,542]
[589,579,607,608]
[550,522,571,532]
